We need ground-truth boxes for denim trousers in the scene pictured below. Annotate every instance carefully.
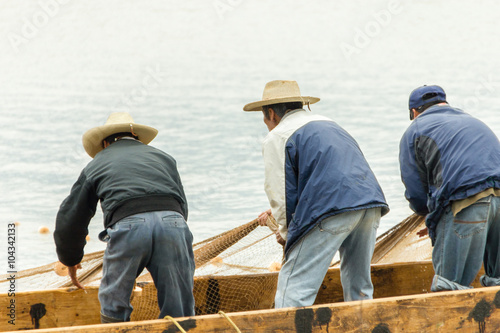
[431,195,500,291]
[98,211,195,321]
[274,207,381,308]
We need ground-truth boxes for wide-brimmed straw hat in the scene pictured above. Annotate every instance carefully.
[82,112,158,158]
[243,80,320,112]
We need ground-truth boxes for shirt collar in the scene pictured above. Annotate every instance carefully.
[281,108,306,121]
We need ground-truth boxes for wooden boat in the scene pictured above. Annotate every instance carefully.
[9,286,500,333]
[0,260,486,332]
[4,213,485,332]
[4,287,500,333]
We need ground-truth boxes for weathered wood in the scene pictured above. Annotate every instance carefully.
[0,261,485,331]
[0,287,101,331]
[9,286,500,333]
[0,286,143,332]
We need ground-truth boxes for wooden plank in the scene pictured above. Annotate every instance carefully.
[0,287,101,331]
[8,286,500,333]
[0,261,485,331]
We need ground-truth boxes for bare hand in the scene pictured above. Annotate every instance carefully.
[67,264,85,290]
[275,230,285,246]
[417,227,428,238]
[258,209,273,226]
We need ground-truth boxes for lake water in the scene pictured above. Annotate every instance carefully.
[1,0,500,270]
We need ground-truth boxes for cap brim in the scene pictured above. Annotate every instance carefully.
[243,96,320,112]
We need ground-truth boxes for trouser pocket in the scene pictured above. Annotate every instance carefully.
[453,199,490,239]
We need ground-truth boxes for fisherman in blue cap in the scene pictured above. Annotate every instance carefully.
[399,85,500,291]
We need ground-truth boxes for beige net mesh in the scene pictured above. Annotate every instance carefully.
[0,214,429,320]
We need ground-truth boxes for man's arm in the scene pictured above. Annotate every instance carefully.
[54,171,98,275]
[399,133,429,215]
[262,134,289,242]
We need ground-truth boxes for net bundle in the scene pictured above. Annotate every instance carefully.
[0,214,429,321]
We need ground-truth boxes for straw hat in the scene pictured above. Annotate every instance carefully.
[82,112,158,158]
[243,80,320,112]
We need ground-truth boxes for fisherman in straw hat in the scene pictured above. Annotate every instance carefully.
[244,80,389,308]
[54,112,195,323]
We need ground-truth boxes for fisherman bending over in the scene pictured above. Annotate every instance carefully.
[54,112,195,322]
[244,80,389,307]
[400,85,500,291]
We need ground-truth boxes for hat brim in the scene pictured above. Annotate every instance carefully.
[82,123,158,158]
[243,96,320,112]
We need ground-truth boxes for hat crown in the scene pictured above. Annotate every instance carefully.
[82,112,158,158]
[243,79,320,111]
[262,80,302,101]
[105,112,135,125]
[409,85,446,110]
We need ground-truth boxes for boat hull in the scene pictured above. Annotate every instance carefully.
[9,286,500,333]
[0,261,485,331]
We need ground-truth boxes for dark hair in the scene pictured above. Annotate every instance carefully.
[415,101,445,113]
[103,132,138,146]
[416,92,447,113]
[262,102,303,120]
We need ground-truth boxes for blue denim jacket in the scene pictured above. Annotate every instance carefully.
[263,109,389,254]
[399,105,500,242]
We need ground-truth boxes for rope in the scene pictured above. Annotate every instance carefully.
[164,316,187,333]
[164,311,241,332]
[218,311,241,333]
[266,215,278,232]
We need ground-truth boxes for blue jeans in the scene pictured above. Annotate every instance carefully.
[275,208,380,308]
[431,195,500,291]
[98,211,195,321]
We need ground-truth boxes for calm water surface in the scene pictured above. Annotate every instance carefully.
[1,0,500,269]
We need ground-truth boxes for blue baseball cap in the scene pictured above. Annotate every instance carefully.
[408,85,447,111]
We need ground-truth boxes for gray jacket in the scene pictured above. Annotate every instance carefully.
[54,139,188,266]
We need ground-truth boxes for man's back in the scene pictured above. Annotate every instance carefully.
[263,109,388,253]
[55,139,188,266]
[400,105,500,214]
[86,139,188,225]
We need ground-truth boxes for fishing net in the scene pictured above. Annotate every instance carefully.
[0,214,429,321]
[370,214,430,264]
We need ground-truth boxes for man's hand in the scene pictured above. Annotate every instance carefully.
[258,209,283,245]
[417,227,428,238]
[67,264,85,290]
[275,230,285,246]
[258,209,273,226]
